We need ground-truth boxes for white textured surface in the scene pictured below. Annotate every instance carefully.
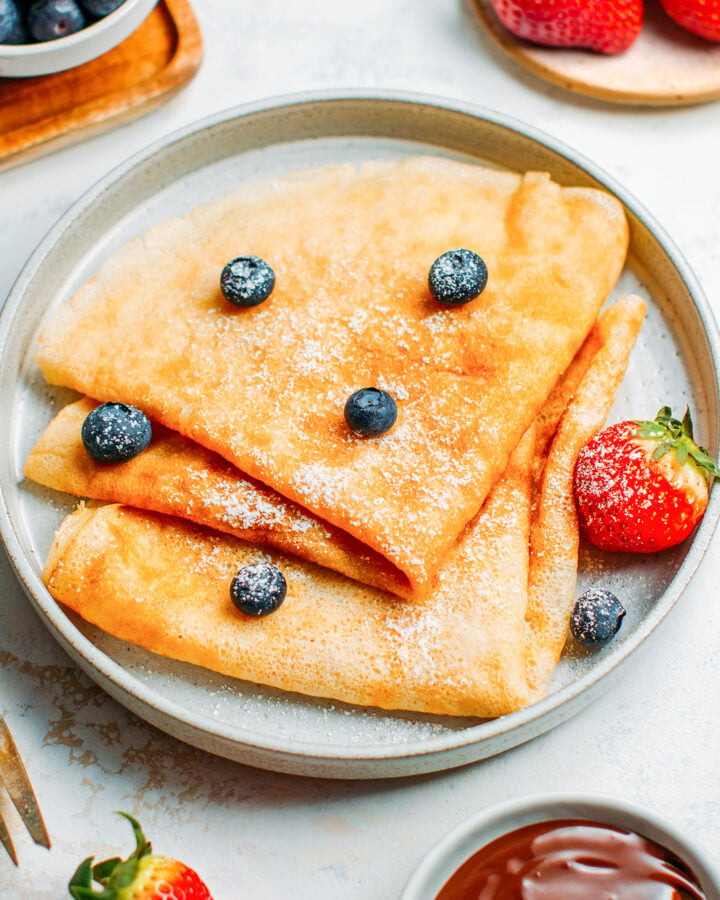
[1,1,719,896]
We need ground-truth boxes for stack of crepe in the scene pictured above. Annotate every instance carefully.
[25,157,646,718]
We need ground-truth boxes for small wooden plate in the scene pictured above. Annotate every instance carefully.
[0,0,202,171]
[472,0,720,105]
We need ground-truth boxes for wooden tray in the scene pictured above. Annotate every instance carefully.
[0,0,202,170]
[472,0,720,106]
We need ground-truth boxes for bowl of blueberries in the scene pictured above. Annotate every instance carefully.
[0,0,158,76]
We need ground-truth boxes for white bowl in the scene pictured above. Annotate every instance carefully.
[402,793,720,899]
[0,0,158,77]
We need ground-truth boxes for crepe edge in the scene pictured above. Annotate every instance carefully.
[525,292,647,695]
[25,398,419,601]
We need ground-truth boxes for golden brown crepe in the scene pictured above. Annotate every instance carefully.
[35,157,629,598]
[41,296,646,717]
[25,299,637,603]
[44,434,538,718]
[24,398,412,599]
[526,294,647,690]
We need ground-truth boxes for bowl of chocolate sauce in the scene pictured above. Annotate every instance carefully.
[402,794,720,899]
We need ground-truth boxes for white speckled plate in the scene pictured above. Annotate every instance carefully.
[1,92,719,779]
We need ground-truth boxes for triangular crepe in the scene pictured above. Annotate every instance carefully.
[35,157,629,598]
[25,398,412,599]
[25,299,640,602]
[40,296,645,717]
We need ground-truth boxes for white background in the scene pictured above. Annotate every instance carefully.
[1,1,719,897]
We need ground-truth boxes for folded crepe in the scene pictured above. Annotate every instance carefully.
[35,156,629,599]
[25,399,414,598]
[526,295,647,690]
[25,300,638,601]
[41,295,645,717]
[43,435,539,717]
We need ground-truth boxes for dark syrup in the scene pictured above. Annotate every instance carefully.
[436,818,707,899]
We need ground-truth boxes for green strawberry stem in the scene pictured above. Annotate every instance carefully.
[68,813,152,899]
[634,406,720,481]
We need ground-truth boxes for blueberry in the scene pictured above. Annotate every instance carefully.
[344,387,397,438]
[230,562,287,617]
[79,0,123,15]
[28,0,86,41]
[570,589,626,649]
[0,0,20,43]
[220,256,275,307]
[81,402,152,463]
[4,16,29,43]
[428,248,488,307]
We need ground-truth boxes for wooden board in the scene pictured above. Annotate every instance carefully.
[0,0,202,170]
[472,0,720,105]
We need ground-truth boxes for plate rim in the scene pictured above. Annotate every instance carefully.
[2,88,720,774]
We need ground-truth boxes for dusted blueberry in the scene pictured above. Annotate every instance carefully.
[220,255,275,307]
[344,387,397,438]
[230,562,287,617]
[428,248,488,307]
[28,0,86,41]
[570,588,626,648]
[81,402,152,463]
[79,0,123,15]
[0,0,20,43]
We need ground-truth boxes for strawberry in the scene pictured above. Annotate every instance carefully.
[659,0,720,41]
[573,406,720,553]
[68,813,213,900]
[490,0,644,54]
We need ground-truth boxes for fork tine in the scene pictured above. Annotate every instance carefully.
[0,806,18,865]
[0,716,50,852]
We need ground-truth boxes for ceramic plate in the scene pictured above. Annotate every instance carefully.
[1,92,719,779]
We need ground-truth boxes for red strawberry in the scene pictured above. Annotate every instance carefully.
[490,0,644,54]
[68,813,213,900]
[573,406,719,553]
[659,0,720,41]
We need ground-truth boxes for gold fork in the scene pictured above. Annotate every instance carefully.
[0,715,50,864]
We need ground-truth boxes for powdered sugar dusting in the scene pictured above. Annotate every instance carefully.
[202,481,314,533]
